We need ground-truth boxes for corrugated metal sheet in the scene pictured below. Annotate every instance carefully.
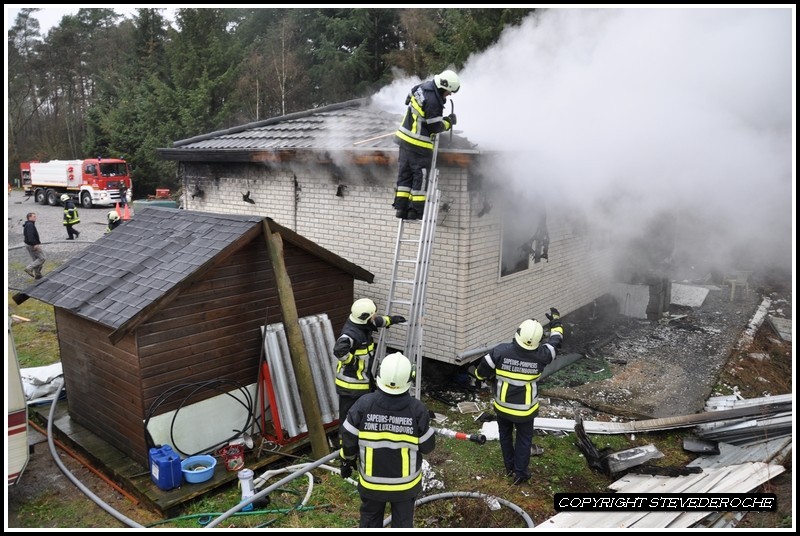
[262,314,337,438]
[537,462,785,529]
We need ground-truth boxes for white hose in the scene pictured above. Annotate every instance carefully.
[384,491,535,528]
[46,382,144,528]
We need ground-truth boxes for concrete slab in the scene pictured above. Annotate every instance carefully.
[670,283,710,307]
[609,283,649,319]
[766,316,792,342]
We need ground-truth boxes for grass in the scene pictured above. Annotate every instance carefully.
[9,290,60,368]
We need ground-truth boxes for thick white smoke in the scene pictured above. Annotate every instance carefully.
[377,8,794,278]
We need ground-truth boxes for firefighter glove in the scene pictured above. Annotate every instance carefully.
[546,307,563,333]
[340,459,356,479]
[447,113,457,126]
[390,315,407,325]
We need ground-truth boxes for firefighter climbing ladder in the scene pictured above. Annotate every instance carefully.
[374,136,442,399]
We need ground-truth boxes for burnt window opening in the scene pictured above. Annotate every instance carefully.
[500,207,549,277]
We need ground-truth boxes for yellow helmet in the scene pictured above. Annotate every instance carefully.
[515,319,543,350]
[60,194,70,202]
[108,211,120,222]
[349,298,376,324]
[377,352,413,394]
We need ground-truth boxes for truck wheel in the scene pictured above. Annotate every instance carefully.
[80,192,93,209]
[46,189,59,206]
[35,189,46,204]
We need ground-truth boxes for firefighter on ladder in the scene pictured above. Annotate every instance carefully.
[333,298,406,444]
[393,69,460,220]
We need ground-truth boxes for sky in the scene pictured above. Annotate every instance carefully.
[4,5,172,33]
[374,7,796,278]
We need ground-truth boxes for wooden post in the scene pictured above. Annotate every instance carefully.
[262,219,329,459]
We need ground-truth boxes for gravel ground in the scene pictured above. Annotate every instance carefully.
[8,189,124,292]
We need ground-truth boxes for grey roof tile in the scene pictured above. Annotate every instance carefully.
[19,208,264,330]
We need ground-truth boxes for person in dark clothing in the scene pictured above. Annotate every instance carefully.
[393,69,460,220]
[340,352,435,528]
[119,183,129,208]
[473,308,564,485]
[61,194,80,240]
[23,212,45,280]
[333,298,405,442]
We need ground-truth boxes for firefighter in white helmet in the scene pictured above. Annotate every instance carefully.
[61,194,81,240]
[333,298,406,443]
[472,308,564,485]
[339,352,435,528]
[393,69,460,220]
[106,210,122,233]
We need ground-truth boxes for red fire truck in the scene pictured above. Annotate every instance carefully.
[22,157,132,209]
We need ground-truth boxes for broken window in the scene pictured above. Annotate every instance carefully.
[500,201,549,277]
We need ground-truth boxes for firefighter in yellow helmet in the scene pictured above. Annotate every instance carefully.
[333,298,406,441]
[472,308,564,485]
[339,352,435,527]
[393,69,460,220]
[106,210,122,233]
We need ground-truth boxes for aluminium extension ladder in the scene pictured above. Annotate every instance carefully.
[374,136,443,399]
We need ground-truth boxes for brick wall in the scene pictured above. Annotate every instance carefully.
[182,158,612,364]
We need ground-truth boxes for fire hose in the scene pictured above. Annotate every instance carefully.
[433,427,486,445]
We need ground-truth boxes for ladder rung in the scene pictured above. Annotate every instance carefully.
[391,299,411,306]
[392,279,415,285]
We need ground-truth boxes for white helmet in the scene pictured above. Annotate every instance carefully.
[60,194,70,202]
[515,319,544,350]
[434,69,460,93]
[349,298,377,324]
[377,352,413,394]
[108,211,120,222]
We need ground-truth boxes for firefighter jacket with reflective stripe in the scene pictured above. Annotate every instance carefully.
[62,202,80,225]
[333,316,394,396]
[395,80,452,153]
[475,332,563,423]
[341,390,435,502]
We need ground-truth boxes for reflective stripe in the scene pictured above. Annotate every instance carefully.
[417,427,435,443]
[483,353,496,369]
[335,378,370,390]
[396,129,434,150]
[402,447,409,475]
[359,471,422,492]
[365,446,374,475]
[342,419,360,436]
[360,431,420,446]
[496,369,539,382]
[494,399,539,417]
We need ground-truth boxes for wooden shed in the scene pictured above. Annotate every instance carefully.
[14,207,372,466]
[158,99,614,365]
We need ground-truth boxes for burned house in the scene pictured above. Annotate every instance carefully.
[15,208,372,465]
[158,98,614,365]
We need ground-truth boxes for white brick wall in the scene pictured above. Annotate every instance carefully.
[183,158,613,364]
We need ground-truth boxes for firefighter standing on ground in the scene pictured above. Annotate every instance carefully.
[393,69,460,220]
[473,308,564,485]
[333,298,405,439]
[340,352,435,528]
[61,194,80,240]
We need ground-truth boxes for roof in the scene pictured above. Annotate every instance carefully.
[14,207,373,335]
[157,98,476,162]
